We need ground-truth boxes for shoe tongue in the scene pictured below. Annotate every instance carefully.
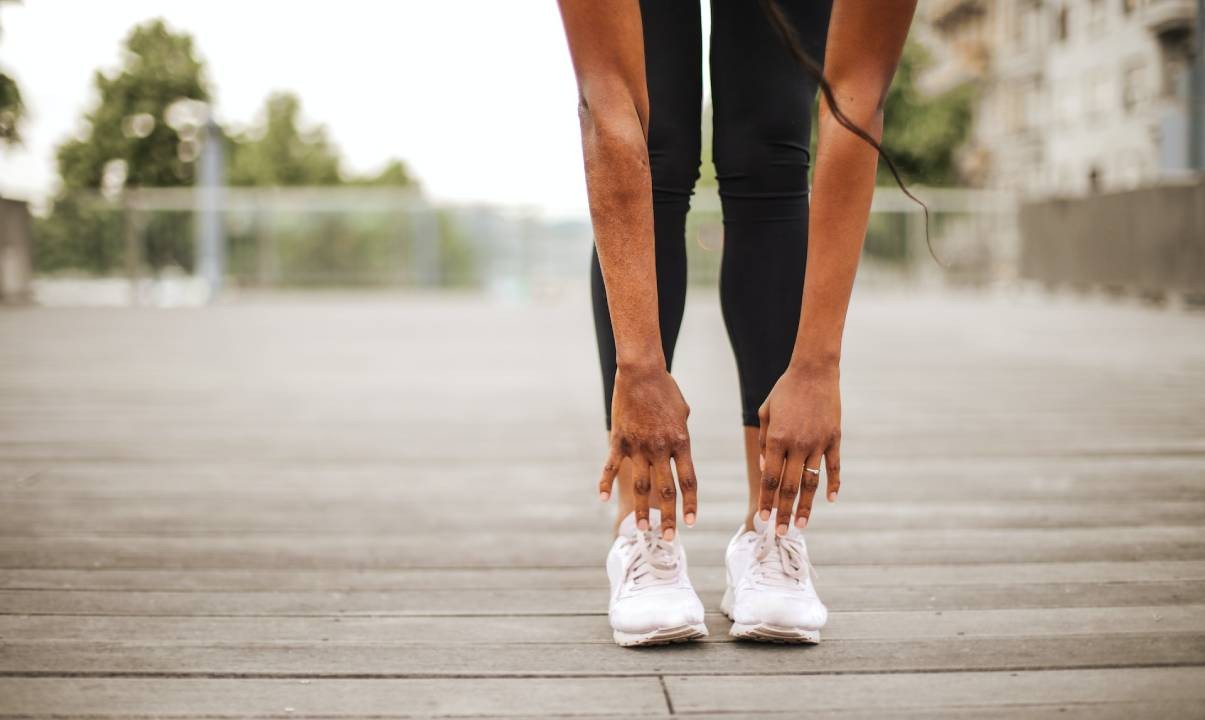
[752,509,800,539]
[752,509,777,533]
[618,509,662,537]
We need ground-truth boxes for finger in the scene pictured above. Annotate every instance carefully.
[631,455,652,531]
[598,445,622,501]
[776,452,805,536]
[758,445,786,522]
[796,451,823,529]
[757,405,768,453]
[655,460,677,540]
[825,443,841,503]
[674,451,699,527]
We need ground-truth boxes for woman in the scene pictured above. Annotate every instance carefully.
[557,0,917,646]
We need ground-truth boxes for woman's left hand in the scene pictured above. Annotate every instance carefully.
[756,362,842,535]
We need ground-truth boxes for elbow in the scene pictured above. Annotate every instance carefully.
[577,88,651,192]
[821,78,890,138]
[577,76,649,148]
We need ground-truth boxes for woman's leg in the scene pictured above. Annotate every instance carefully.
[709,0,832,529]
[591,0,703,531]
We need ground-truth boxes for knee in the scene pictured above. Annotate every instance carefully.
[648,122,701,199]
[712,115,812,186]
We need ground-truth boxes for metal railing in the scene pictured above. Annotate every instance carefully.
[30,185,1020,304]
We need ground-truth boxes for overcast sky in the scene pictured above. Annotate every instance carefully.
[0,1,713,216]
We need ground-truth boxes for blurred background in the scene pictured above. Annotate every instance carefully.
[1,0,1200,305]
[1,3,1204,715]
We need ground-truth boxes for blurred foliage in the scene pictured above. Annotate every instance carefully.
[227,92,341,186]
[0,71,21,145]
[56,20,210,191]
[879,42,973,188]
[34,18,422,280]
[0,6,25,145]
[36,20,208,274]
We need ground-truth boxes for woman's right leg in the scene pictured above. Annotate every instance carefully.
[591,0,703,532]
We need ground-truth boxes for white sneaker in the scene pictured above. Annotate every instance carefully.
[606,509,708,647]
[722,509,827,643]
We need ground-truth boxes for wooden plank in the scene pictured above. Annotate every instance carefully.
[2,581,1202,616]
[6,561,1204,591]
[2,526,1203,569]
[664,667,1205,714]
[3,635,1204,677]
[0,703,1199,720]
[3,458,1204,503]
[131,706,1205,720]
[0,677,669,717]
[5,499,1205,534]
[2,606,1201,644]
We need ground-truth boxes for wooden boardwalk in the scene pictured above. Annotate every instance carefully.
[1,289,1204,718]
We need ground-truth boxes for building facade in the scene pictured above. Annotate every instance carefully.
[926,0,1198,197]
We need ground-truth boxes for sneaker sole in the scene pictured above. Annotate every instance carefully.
[721,588,821,644]
[613,623,708,647]
[729,621,821,644]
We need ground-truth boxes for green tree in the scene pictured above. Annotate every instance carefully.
[0,2,25,145]
[228,92,417,188]
[227,92,341,186]
[878,42,973,187]
[56,19,210,190]
[348,158,418,188]
[36,19,211,274]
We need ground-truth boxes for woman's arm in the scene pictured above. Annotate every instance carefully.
[558,0,698,538]
[758,0,917,535]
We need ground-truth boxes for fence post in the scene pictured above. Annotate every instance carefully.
[196,115,226,300]
[0,196,33,304]
[123,194,144,306]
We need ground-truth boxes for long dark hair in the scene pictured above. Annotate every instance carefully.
[758,0,939,265]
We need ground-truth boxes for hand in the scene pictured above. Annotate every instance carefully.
[757,362,842,535]
[599,364,698,540]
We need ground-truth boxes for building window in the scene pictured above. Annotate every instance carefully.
[1088,0,1106,36]
[1083,70,1109,118]
[1057,6,1070,42]
[1121,0,1138,16]
[1121,61,1146,113]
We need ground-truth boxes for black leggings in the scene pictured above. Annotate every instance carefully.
[592,0,832,428]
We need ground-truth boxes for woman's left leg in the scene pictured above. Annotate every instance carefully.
[709,0,832,530]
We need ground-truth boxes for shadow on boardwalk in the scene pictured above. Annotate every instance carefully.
[1,289,1204,717]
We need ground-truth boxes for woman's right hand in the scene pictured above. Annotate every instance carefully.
[599,363,698,540]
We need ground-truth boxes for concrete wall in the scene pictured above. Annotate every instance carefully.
[1018,179,1205,294]
[0,197,33,304]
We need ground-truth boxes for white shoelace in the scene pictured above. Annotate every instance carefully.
[623,530,680,592]
[749,524,819,590]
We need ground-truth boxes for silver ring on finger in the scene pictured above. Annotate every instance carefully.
[804,467,820,475]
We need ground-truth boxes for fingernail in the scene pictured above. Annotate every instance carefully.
[685,513,696,526]
[662,528,675,541]
[796,516,808,529]
[827,491,837,503]
[637,519,649,531]
[759,510,770,521]
[599,492,609,502]
[776,524,787,537]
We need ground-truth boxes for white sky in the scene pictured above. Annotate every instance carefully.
[0,2,713,217]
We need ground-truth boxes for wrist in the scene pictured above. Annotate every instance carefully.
[788,350,841,375]
[617,353,666,376]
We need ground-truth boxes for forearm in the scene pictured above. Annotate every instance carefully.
[791,96,883,370]
[579,102,663,371]
[559,0,663,372]
[790,0,916,371]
